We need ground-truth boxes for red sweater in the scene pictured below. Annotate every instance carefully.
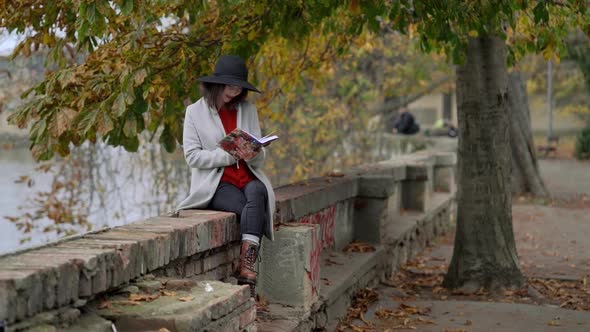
[218,107,255,189]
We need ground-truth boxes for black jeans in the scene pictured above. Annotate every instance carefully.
[208,180,267,238]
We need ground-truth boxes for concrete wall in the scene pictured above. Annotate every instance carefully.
[0,149,457,332]
[408,92,458,127]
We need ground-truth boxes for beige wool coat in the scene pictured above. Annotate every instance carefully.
[176,98,275,241]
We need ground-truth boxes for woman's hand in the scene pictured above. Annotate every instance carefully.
[236,144,260,161]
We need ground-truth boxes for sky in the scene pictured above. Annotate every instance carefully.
[0,15,176,58]
[0,30,22,56]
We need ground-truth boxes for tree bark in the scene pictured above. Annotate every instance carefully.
[507,71,549,197]
[443,36,524,291]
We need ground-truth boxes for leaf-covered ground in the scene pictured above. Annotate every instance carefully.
[336,160,590,331]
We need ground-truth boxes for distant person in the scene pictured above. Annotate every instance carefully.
[392,106,420,135]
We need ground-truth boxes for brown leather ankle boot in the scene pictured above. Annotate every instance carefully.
[237,240,259,296]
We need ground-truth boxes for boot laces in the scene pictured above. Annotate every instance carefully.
[245,244,258,270]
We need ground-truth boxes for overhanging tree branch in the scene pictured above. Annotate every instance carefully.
[371,75,453,115]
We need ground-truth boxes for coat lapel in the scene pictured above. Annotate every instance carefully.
[237,103,243,130]
[209,105,226,137]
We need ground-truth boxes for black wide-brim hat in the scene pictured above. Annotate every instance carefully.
[197,55,261,93]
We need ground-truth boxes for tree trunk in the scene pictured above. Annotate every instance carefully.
[507,71,549,197]
[443,36,524,291]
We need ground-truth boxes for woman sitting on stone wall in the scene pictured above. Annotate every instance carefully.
[176,55,275,298]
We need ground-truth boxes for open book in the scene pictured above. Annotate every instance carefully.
[218,128,278,160]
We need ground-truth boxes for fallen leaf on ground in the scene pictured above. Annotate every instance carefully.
[256,294,269,312]
[416,316,436,324]
[547,320,561,326]
[375,308,397,319]
[347,323,367,332]
[178,296,194,302]
[343,242,376,253]
[391,325,416,330]
[161,290,176,297]
[129,293,160,302]
[114,300,141,306]
[399,303,430,315]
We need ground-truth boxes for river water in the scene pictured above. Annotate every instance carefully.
[1,147,52,253]
[0,142,190,255]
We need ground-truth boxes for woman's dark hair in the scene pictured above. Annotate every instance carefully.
[201,82,248,109]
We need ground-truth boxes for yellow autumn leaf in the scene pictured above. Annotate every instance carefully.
[247,30,257,41]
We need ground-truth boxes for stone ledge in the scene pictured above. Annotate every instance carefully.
[95,280,251,332]
[257,191,456,331]
[7,312,112,332]
[318,247,384,307]
[384,193,454,245]
[357,176,399,198]
[347,163,407,181]
[430,151,457,167]
[258,247,383,331]
[274,176,358,223]
[258,224,321,310]
[0,211,239,324]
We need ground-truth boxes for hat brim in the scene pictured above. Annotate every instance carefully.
[197,75,261,93]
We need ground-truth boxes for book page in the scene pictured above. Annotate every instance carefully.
[258,134,279,144]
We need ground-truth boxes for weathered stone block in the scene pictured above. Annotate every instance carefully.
[84,231,162,274]
[358,176,398,198]
[274,176,358,223]
[119,222,179,263]
[432,151,457,167]
[258,224,321,309]
[434,165,456,193]
[183,258,202,277]
[333,200,355,250]
[35,244,129,300]
[1,265,56,315]
[96,280,250,332]
[0,252,81,317]
[203,250,231,272]
[297,205,336,250]
[402,178,432,212]
[0,271,27,323]
[354,182,402,244]
[134,279,162,294]
[105,226,173,268]
[239,300,257,329]
[193,214,239,254]
[58,238,142,288]
[61,313,113,332]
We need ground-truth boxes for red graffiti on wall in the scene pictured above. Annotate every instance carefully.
[298,205,336,250]
[308,227,321,296]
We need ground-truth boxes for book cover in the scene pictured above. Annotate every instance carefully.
[218,128,278,160]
